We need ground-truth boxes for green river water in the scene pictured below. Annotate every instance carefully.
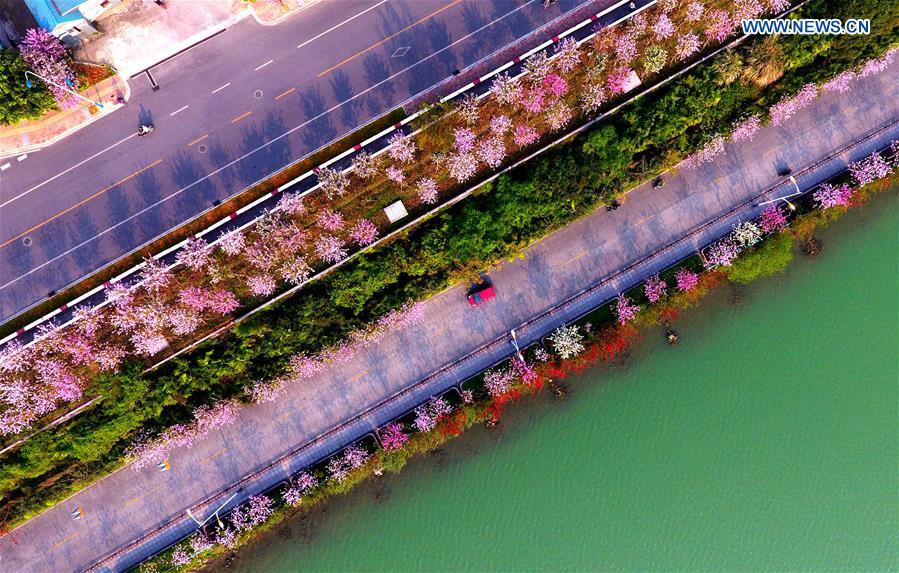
[236,192,898,572]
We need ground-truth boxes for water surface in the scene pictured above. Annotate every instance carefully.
[236,192,897,572]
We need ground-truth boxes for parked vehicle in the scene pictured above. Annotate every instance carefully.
[467,283,496,307]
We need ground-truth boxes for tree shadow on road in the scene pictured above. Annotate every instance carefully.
[297,86,338,151]
[362,53,395,109]
[330,69,359,128]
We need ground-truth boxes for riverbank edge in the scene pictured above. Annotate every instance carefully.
[145,172,899,573]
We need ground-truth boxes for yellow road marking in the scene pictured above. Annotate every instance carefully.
[0,159,164,250]
[318,0,462,77]
[230,111,252,124]
[634,214,656,227]
[562,250,588,266]
[49,531,80,551]
[123,484,162,508]
[187,134,209,147]
[199,448,228,465]
[347,369,370,383]
[275,87,296,100]
[429,327,449,339]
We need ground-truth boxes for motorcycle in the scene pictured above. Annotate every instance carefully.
[137,125,154,137]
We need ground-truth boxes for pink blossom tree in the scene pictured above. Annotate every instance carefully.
[477,136,506,168]
[19,29,78,106]
[822,71,856,94]
[350,151,380,179]
[247,274,277,297]
[453,128,476,153]
[614,32,638,65]
[318,167,349,198]
[176,237,211,270]
[731,115,761,142]
[675,32,701,61]
[385,165,405,184]
[705,238,740,268]
[448,153,478,182]
[545,102,573,131]
[685,1,705,21]
[316,208,344,231]
[675,268,699,292]
[315,234,347,264]
[513,124,539,147]
[484,368,515,397]
[554,37,581,73]
[643,275,667,303]
[758,204,788,233]
[615,294,640,324]
[217,229,246,256]
[349,219,378,246]
[379,422,409,450]
[387,133,416,163]
[581,83,607,113]
[248,494,274,526]
[850,152,892,186]
[542,73,568,97]
[490,115,512,136]
[813,182,853,209]
[652,14,676,41]
[490,72,522,106]
[606,67,637,95]
[416,177,439,204]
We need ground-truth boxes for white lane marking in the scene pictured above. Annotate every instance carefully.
[296,0,389,49]
[254,59,274,71]
[170,105,189,116]
[16,154,27,162]
[0,163,10,171]
[212,82,231,94]
[0,0,539,291]
[0,133,138,210]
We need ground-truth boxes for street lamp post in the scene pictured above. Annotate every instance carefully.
[756,175,802,210]
[186,490,240,529]
[24,70,105,110]
[510,329,525,362]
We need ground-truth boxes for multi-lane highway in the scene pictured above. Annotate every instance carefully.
[0,0,601,322]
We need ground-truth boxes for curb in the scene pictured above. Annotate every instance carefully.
[0,75,131,159]
[250,0,322,27]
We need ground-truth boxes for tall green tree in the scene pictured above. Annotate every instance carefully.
[0,49,55,126]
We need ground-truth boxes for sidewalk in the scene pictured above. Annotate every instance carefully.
[250,0,321,26]
[0,75,128,158]
[77,0,248,77]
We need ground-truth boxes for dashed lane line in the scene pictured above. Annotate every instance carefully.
[230,111,252,124]
[187,134,209,148]
[211,82,231,94]
[49,531,80,551]
[170,105,189,116]
[123,484,162,508]
[254,59,274,71]
[318,0,463,77]
[634,214,657,226]
[16,154,27,161]
[296,0,389,49]
[0,0,543,292]
[0,133,138,209]
[0,159,164,251]
[198,448,228,465]
[0,163,9,171]
[274,87,296,100]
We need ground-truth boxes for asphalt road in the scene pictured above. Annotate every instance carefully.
[2,55,895,573]
[0,0,602,323]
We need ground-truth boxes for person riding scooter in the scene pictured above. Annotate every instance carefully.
[138,124,154,136]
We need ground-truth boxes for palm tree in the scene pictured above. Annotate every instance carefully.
[742,35,785,87]
[714,50,745,85]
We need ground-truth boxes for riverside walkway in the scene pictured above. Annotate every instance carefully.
[2,59,897,573]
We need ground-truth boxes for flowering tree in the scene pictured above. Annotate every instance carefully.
[349,219,378,246]
[548,325,584,359]
[350,151,380,179]
[379,422,409,450]
[416,177,439,204]
[523,51,552,84]
[643,275,667,303]
[19,29,78,106]
[478,136,506,168]
[675,268,699,292]
[606,67,636,95]
[683,136,725,169]
[554,37,581,73]
[283,472,317,506]
[704,10,733,43]
[490,115,512,136]
[453,128,476,153]
[247,274,277,297]
[387,133,416,163]
[769,83,818,125]
[218,229,246,256]
[581,83,607,113]
[490,72,522,106]
[413,396,453,432]
[171,548,191,566]
[385,165,405,184]
[652,14,676,41]
[545,102,573,131]
[813,182,853,209]
[642,46,668,75]
[615,294,640,324]
[705,237,740,268]
[542,73,568,97]
[449,153,478,182]
[317,167,349,198]
[685,1,705,21]
[315,234,347,264]
[316,208,344,231]
[457,94,480,125]
[484,368,515,397]
[731,115,761,143]
[822,71,856,94]
[675,32,701,61]
[758,204,788,233]
[731,220,762,248]
[176,237,211,270]
[513,124,539,147]
[614,32,638,64]
[850,152,892,186]
[280,256,311,285]
[247,494,274,526]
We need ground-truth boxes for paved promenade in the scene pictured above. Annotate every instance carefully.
[1,59,896,573]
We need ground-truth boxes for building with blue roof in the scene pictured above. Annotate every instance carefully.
[22,0,122,45]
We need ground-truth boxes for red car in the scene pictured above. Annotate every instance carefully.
[467,284,496,307]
